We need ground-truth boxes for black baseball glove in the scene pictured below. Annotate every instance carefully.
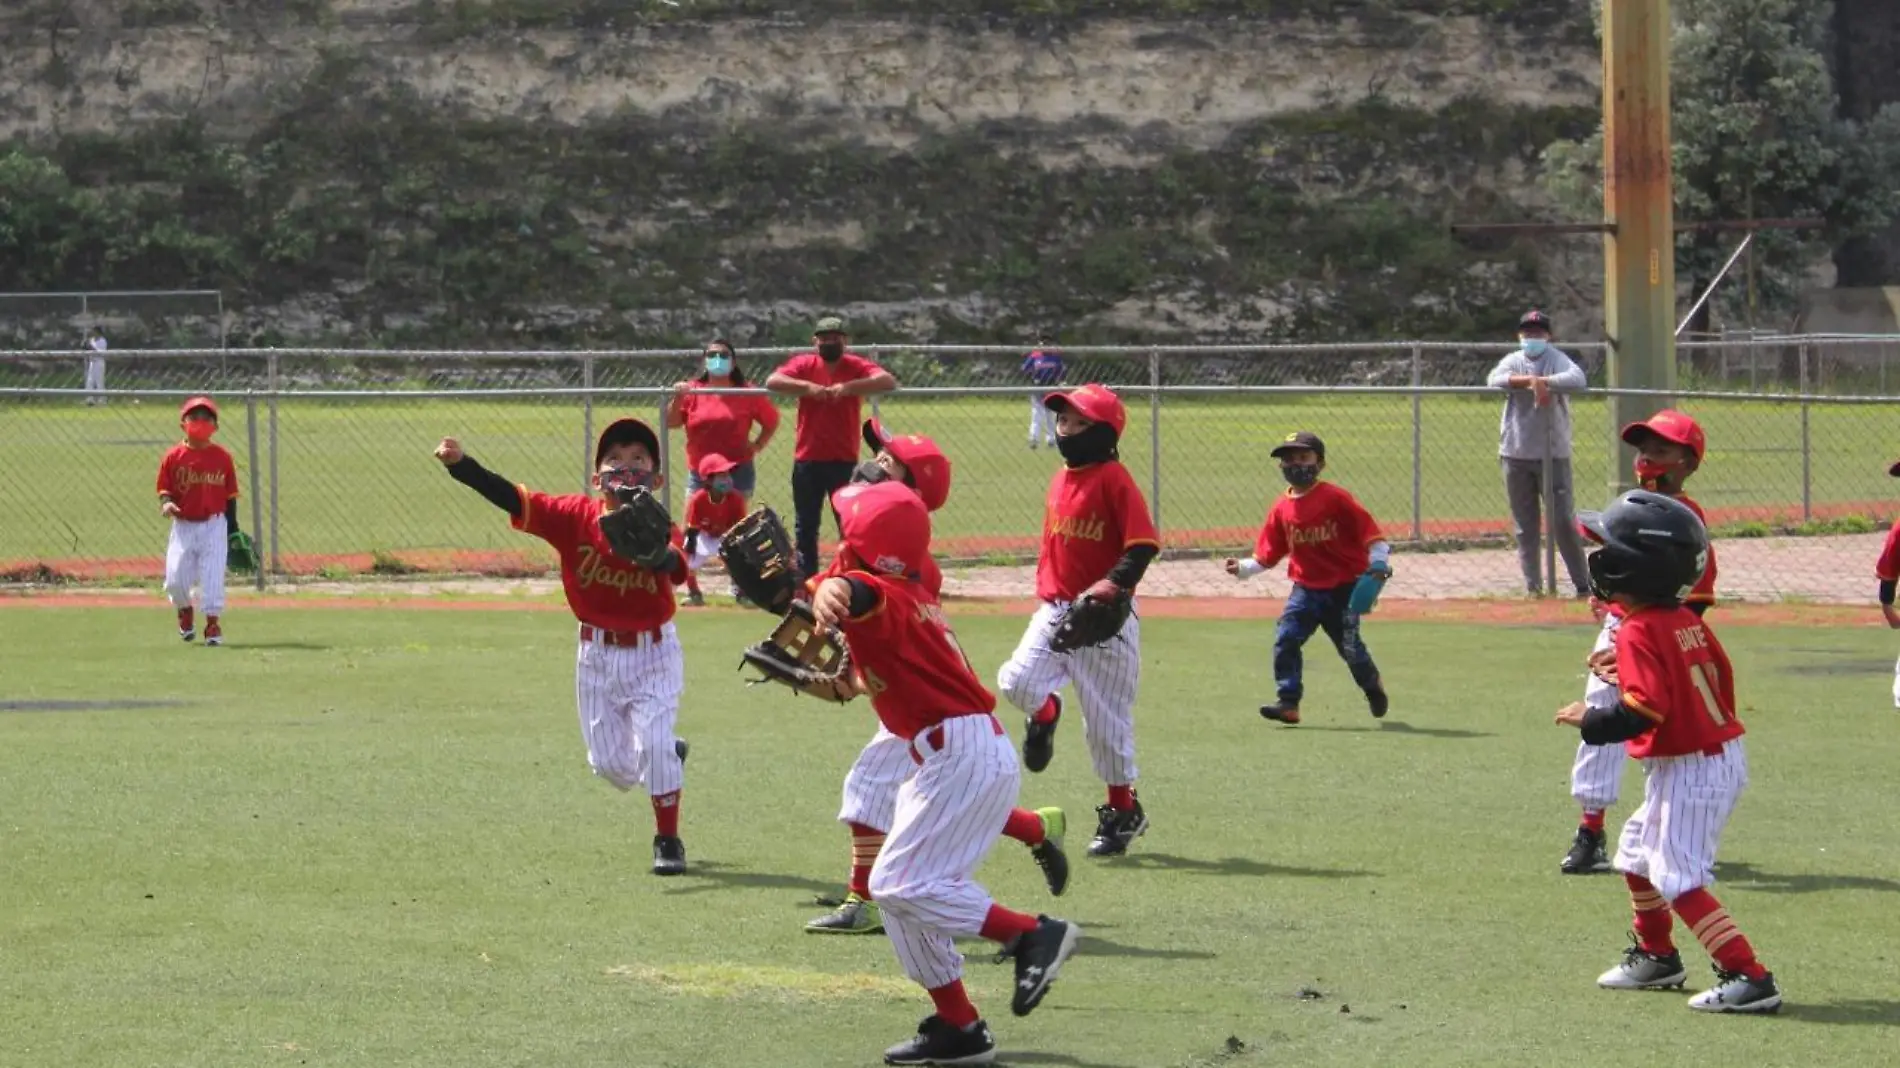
[739,600,858,703]
[1049,583,1133,653]
[719,507,800,615]
[598,480,675,570]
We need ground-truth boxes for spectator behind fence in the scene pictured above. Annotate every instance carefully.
[764,315,898,579]
[84,326,108,406]
[1485,309,1589,597]
[1022,332,1065,449]
[667,337,779,499]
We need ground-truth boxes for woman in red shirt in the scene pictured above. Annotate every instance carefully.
[666,338,780,498]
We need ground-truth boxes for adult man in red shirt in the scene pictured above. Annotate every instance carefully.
[764,316,898,579]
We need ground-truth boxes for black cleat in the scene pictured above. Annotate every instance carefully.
[1366,687,1388,719]
[1005,916,1083,1017]
[1028,808,1069,896]
[1688,968,1783,1014]
[1022,694,1061,773]
[1086,802,1148,857]
[1561,827,1612,875]
[675,738,690,763]
[651,835,686,876]
[883,1015,996,1065]
[1597,936,1688,990]
[1259,702,1301,725]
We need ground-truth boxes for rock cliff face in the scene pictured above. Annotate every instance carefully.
[0,1,1601,347]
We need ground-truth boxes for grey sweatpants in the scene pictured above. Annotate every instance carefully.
[1501,457,1589,596]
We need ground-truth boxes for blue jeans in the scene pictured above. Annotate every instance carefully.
[1274,582,1381,704]
[686,461,757,496]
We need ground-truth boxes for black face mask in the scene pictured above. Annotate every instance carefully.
[817,341,845,361]
[849,460,890,486]
[1056,422,1119,467]
[1281,463,1320,488]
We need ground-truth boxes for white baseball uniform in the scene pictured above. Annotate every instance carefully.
[997,603,1141,785]
[164,516,228,615]
[1615,739,1748,900]
[1570,613,1628,812]
[870,714,1021,988]
[838,727,917,829]
[574,624,685,797]
[685,533,724,573]
[1891,653,1900,709]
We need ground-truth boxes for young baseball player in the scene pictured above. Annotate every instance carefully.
[807,421,1069,937]
[682,452,747,607]
[434,418,694,876]
[997,383,1160,858]
[811,479,1082,1066]
[1556,489,1780,1014]
[1227,431,1390,724]
[1875,460,1900,707]
[157,396,243,646]
[1563,410,1718,875]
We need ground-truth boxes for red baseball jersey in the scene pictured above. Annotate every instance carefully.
[1677,494,1718,606]
[156,442,239,520]
[512,489,684,631]
[677,384,779,473]
[1615,604,1745,760]
[774,352,884,462]
[1876,517,1900,583]
[837,570,996,740]
[811,547,944,599]
[685,488,748,538]
[1253,481,1382,590]
[1035,461,1160,602]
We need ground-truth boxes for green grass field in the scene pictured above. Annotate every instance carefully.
[4,603,1899,1067]
[2,393,1896,573]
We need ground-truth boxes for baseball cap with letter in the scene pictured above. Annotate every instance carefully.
[863,419,952,512]
[1517,309,1554,333]
[1041,383,1127,436]
[1270,430,1326,461]
[594,417,661,468]
[180,395,219,420]
[831,480,931,578]
[1620,409,1705,462]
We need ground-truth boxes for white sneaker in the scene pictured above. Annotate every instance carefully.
[1687,969,1782,1013]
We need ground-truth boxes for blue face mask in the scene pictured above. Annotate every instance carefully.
[1521,337,1549,358]
[705,353,733,376]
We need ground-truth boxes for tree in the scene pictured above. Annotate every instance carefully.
[1832,0,1900,286]
[1542,0,1900,335]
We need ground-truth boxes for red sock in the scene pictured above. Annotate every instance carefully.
[1624,874,1674,954]
[1001,808,1046,847]
[927,979,981,1030]
[1032,694,1061,725]
[978,904,1040,944]
[1107,785,1135,812]
[1672,887,1768,980]
[848,822,884,899]
[1581,810,1606,834]
[651,790,680,837]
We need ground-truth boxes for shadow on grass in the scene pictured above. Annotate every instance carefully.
[0,698,188,713]
[1076,935,1216,961]
[1285,720,1494,740]
[662,861,841,898]
[997,1052,1141,1068]
[1779,999,1900,1026]
[1717,861,1900,895]
[1114,852,1372,880]
[224,642,333,651]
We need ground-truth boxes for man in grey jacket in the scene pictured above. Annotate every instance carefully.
[1486,309,1589,596]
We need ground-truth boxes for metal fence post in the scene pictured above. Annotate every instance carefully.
[266,351,281,576]
[1542,413,1557,596]
[1148,347,1162,531]
[1409,343,1423,542]
[582,353,596,491]
[658,389,674,520]
[1799,343,1812,521]
[244,392,266,591]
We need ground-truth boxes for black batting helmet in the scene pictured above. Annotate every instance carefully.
[1576,490,1709,605]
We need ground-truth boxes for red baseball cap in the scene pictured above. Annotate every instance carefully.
[696,452,738,478]
[831,480,931,578]
[1042,383,1127,436]
[179,395,219,420]
[1620,409,1705,462]
[863,419,952,512]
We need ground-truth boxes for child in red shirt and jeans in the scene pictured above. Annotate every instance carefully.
[1225,431,1391,724]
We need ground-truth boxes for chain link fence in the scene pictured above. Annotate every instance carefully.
[4,339,1897,604]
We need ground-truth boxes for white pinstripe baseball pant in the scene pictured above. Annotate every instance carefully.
[1614,738,1748,901]
[1571,613,1628,812]
[163,515,228,615]
[870,715,1020,989]
[839,728,915,829]
[996,600,1141,785]
[573,624,685,797]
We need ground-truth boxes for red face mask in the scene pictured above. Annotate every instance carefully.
[184,417,217,442]
[1634,456,1687,493]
